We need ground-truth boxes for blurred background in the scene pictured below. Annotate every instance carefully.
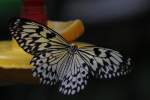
[0,0,150,100]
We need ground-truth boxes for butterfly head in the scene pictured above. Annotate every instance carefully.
[70,43,78,49]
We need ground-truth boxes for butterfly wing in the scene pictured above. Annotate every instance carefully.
[9,17,69,54]
[58,45,132,95]
[31,49,68,85]
[78,46,131,79]
[9,17,72,86]
[59,54,89,95]
[57,45,131,95]
[31,49,89,95]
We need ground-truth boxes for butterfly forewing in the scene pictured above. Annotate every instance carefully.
[9,17,69,54]
[78,47,131,79]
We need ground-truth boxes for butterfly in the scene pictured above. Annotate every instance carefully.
[9,17,132,95]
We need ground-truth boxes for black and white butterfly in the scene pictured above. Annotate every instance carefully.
[9,17,132,95]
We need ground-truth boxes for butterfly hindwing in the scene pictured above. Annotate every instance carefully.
[78,46,131,79]
[31,49,89,95]
[9,17,69,54]
[31,52,58,85]
[31,49,70,85]
[59,54,89,95]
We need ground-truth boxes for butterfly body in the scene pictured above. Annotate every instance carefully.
[9,17,132,95]
[67,43,78,54]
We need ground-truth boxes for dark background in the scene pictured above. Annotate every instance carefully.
[0,0,150,100]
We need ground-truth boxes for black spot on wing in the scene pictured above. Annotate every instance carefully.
[46,32,56,39]
[32,37,40,41]
[45,43,52,48]
[36,26,43,33]
[93,48,101,56]
[105,50,111,58]
[90,58,94,65]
